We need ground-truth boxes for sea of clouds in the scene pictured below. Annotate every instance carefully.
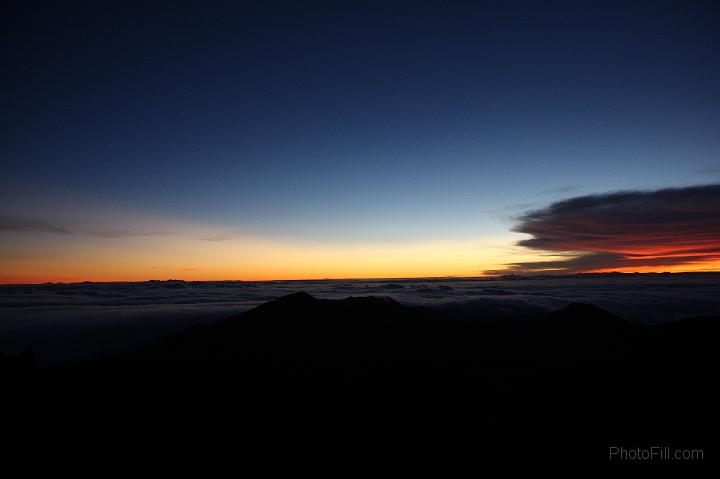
[2,274,719,364]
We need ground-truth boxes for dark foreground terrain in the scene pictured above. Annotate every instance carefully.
[3,292,718,475]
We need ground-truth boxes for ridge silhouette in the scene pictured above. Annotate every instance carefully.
[119,294,717,367]
[4,293,717,475]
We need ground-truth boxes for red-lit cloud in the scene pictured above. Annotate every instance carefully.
[495,184,720,274]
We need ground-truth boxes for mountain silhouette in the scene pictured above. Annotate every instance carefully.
[5,293,718,475]
[119,293,717,373]
[535,302,628,361]
[543,302,625,327]
[125,293,456,386]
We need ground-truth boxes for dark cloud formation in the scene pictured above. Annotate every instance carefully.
[0,216,173,239]
[698,165,720,176]
[0,216,72,235]
[84,229,173,239]
[197,233,245,242]
[497,184,720,274]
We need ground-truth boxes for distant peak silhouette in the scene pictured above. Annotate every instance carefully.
[250,292,405,319]
[265,291,317,305]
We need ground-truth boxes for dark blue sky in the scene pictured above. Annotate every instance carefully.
[2,1,719,270]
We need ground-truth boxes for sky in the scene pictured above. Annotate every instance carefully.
[2,0,719,283]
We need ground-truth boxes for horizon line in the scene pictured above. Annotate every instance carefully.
[3,270,719,286]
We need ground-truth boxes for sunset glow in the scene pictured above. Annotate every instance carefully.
[0,229,527,284]
[3,2,719,284]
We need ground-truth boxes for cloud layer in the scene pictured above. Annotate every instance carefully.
[2,275,720,363]
[0,216,72,235]
[0,215,174,239]
[498,184,720,274]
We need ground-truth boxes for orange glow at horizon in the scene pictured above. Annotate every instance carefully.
[2,216,719,284]
[0,235,526,285]
[587,260,720,274]
[4,249,719,285]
